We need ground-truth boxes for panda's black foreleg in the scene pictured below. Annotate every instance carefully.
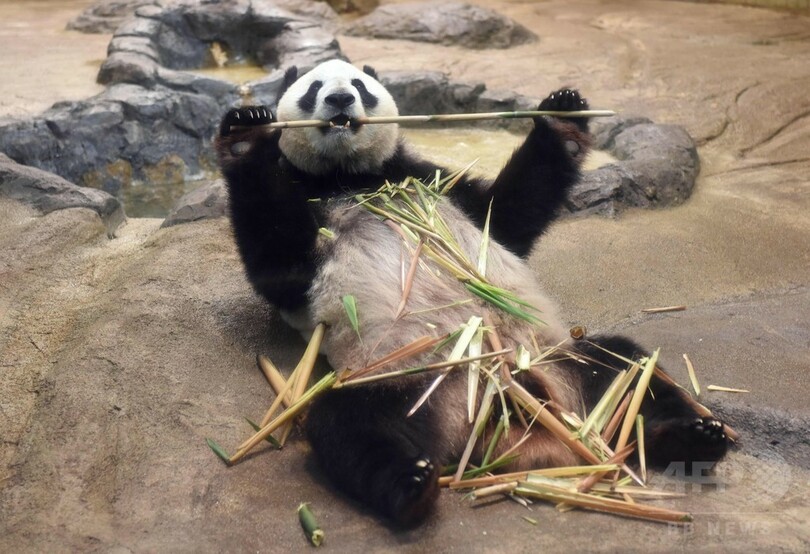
[305,386,441,527]
[215,107,320,311]
[450,89,592,258]
[574,335,730,470]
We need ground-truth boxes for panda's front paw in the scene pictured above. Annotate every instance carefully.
[219,106,274,137]
[538,89,589,133]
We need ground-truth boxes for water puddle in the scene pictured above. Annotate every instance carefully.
[126,127,617,218]
[403,127,617,178]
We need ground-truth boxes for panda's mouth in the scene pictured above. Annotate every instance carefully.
[323,114,360,133]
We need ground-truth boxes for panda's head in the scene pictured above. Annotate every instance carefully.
[276,60,400,176]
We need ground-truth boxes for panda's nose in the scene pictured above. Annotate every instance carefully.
[324,92,356,109]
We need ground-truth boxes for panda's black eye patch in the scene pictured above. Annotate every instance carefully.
[298,80,323,113]
[351,79,378,109]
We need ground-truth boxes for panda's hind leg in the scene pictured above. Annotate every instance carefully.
[305,386,441,527]
[575,336,730,470]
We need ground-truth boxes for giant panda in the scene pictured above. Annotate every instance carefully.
[216,60,729,527]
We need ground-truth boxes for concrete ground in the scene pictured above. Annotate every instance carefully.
[0,0,808,552]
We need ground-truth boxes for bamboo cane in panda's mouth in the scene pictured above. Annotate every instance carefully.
[232,109,616,130]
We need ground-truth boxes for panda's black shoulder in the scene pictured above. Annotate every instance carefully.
[381,139,446,184]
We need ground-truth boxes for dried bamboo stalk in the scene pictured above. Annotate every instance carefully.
[336,349,512,388]
[601,391,632,444]
[230,372,338,463]
[507,381,602,465]
[641,305,687,314]
[516,481,693,524]
[279,324,326,444]
[449,465,621,489]
[615,351,659,454]
[683,353,701,396]
[707,385,750,393]
[257,355,292,407]
[576,442,636,493]
[341,335,443,383]
[470,481,519,500]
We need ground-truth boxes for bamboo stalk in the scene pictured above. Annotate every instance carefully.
[231,372,338,463]
[278,323,327,444]
[707,385,750,393]
[449,465,621,489]
[453,379,498,482]
[683,353,701,396]
[615,350,659,454]
[343,334,443,383]
[336,349,512,388]
[253,363,299,438]
[257,355,292,407]
[470,481,518,500]
[636,415,647,484]
[601,391,632,444]
[244,109,616,130]
[515,481,693,524]
[507,381,602,465]
[576,442,636,494]
[641,305,687,314]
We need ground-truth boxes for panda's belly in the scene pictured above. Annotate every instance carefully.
[305,198,568,374]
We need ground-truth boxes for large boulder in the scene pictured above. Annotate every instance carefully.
[569,116,700,216]
[343,2,537,49]
[66,0,157,34]
[67,0,339,34]
[0,84,223,195]
[0,153,124,235]
[161,179,227,228]
[98,0,343,88]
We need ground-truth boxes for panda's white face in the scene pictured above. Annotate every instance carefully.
[276,60,400,175]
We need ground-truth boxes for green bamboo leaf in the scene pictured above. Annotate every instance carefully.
[477,199,493,277]
[481,414,507,466]
[461,453,519,479]
[465,282,543,325]
[244,418,282,449]
[466,327,484,423]
[206,438,231,465]
[341,294,361,340]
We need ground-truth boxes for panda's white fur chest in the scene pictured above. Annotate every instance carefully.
[283,196,574,404]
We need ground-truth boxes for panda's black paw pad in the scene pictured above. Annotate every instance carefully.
[220,106,273,136]
[387,457,438,527]
[538,89,589,131]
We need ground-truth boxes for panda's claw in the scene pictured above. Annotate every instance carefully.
[538,88,589,132]
[220,106,274,136]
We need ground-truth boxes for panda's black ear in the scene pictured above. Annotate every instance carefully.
[278,66,299,99]
[362,65,379,80]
